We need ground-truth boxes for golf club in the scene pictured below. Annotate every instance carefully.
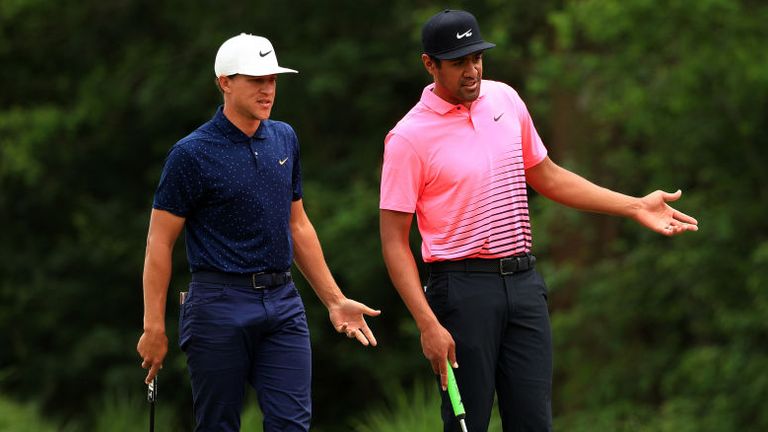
[446,359,468,432]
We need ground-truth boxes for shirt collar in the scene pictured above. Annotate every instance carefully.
[420,82,487,115]
[212,105,267,143]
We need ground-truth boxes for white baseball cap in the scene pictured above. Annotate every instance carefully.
[214,33,298,77]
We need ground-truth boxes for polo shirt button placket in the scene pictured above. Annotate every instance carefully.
[250,140,260,168]
[458,105,476,129]
[455,106,467,121]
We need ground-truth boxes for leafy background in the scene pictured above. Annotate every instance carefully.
[1,0,766,430]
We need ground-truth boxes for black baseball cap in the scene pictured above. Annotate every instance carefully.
[422,9,496,60]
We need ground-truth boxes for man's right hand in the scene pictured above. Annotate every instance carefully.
[137,329,168,384]
[420,322,457,391]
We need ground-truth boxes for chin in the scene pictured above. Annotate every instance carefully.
[255,110,272,120]
[461,92,480,103]
[458,87,480,102]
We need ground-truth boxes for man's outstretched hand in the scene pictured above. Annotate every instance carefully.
[634,190,699,236]
[330,298,381,347]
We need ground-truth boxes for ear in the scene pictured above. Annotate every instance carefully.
[217,75,232,93]
[421,53,436,76]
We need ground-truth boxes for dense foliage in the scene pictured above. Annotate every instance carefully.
[1,0,765,430]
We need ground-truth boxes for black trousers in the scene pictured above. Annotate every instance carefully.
[425,267,553,432]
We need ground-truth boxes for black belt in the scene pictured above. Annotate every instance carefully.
[428,254,536,275]
[191,270,292,289]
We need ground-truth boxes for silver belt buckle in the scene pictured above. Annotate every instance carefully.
[251,273,266,289]
[499,257,519,275]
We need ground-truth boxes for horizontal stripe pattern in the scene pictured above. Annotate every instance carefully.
[429,149,531,259]
[380,80,548,262]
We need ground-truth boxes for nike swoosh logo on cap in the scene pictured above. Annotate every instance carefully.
[259,50,272,57]
[494,113,504,122]
[279,157,289,165]
[456,29,473,39]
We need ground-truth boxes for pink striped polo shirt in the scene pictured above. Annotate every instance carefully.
[380,80,547,262]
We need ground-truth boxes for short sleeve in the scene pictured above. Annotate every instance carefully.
[512,92,548,169]
[379,132,423,213]
[152,146,204,216]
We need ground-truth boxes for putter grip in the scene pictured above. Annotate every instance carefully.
[446,360,466,418]
[147,376,157,403]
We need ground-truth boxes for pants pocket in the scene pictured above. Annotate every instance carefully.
[425,273,451,317]
[178,302,191,351]
[185,282,226,306]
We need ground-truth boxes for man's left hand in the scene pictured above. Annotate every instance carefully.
[329,299,381,346]
[635,189,699,236]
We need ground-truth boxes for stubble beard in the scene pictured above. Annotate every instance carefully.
[459,80,481,103]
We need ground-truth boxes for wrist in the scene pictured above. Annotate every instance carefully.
[143,321,166,334]
[324,291,346,309]
[621,196,642,219]
[416,317,441,334]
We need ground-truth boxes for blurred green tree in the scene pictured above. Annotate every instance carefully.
[1,0,765,430]
[524,0,768,430]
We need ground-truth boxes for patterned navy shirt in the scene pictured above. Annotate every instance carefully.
[153,106,302,273]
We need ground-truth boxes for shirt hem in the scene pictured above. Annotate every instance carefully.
[379,203,416,213]
[152,203,188,218]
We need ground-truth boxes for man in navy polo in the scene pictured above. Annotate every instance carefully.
[136,33,380,432]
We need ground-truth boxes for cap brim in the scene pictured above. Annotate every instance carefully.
[272,66,298,74]
[432,41,496,60]
[219,66,298,76]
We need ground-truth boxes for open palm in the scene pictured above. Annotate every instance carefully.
[634,190,698,236]
[329,298,381,346]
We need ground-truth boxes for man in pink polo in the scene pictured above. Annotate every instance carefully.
[380,9,698,432]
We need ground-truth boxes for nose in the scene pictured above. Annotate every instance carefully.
[463,62,478,77]
[260,82,275,95]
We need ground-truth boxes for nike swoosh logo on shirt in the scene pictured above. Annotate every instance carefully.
[259,50,272,57]
[456,29,473,39]
[494,113,504,122]
[279,157,289,165]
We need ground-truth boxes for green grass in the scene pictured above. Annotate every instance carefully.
[350,381,442,432]
[0,396,58,432]
[350,381,502,432]
[89,392,176,432]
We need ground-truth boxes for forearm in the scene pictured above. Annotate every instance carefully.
[382,239,440,333]
[292,220,344,308]
[137,209,183,382]
[142,245,172,333]
[528,158,640,218]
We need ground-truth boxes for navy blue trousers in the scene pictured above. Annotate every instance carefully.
[179,277,311,432]
[426,268,553,432]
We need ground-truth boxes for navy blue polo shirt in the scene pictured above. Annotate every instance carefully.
[153,106,302,273]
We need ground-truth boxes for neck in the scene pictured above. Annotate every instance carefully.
[222,104,261,137]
